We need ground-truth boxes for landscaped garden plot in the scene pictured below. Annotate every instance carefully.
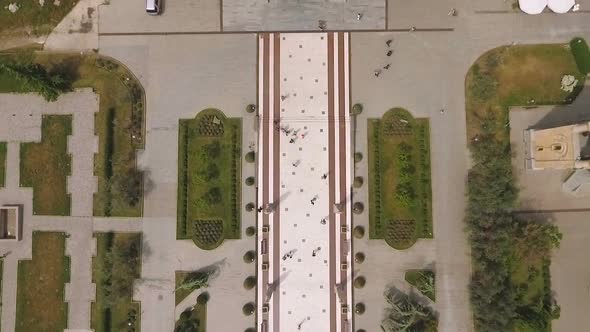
[0,142,6,187]
[177,109,242,249]
[368,108,432,249]
[20,114,72,216]
[465,44,580,331]
[0,0,76,36]
[175,297,207,332]
[405,269,435,301]
[92,232,141,332]
[0,50,145,217]
[16,232,70,332]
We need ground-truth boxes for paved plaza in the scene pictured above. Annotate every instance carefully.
[256,32,353,332]
[1,0,590,331]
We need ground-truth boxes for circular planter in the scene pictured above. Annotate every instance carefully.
[242,302,255,316]
[354,152,363,163]
[245,226,256,237]
[245,203,255,212]
[245,151,255,163]
[243,251,256,263]
[197,292,210,304]
[243,276,256,290]
[353,226,365,239]
[245,176,255,186]
[355,252,365,264]
[353,276,366,289]
[355,303,366,315]
[353,176,364,188]
[353,202,364,214]
[351,103,363,115]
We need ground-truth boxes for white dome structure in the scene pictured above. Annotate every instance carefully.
[548,0,575,13]
[519,0,548,14]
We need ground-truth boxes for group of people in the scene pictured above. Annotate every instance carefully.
[374,39,394,77]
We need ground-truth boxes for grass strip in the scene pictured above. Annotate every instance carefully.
[20,114,72,216]
[91,232,141,332]
[16,232,70,332]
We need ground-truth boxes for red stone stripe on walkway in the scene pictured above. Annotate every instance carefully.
[327,32,337,332]
[272,32,281,332]
[337,31,349,331]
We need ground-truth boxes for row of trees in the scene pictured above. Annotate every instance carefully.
[0,62,72,101]
[467,114,561,332]
[100,234,141,309]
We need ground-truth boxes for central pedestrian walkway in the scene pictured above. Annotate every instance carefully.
[257,32,353,332]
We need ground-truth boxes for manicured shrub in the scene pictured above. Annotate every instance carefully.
[242,302,255,316]
[351,103,363,115]
[355,252,365,263]
[355,303,366,315]
[245,203,255,212]
[353,226,365,239]
[243,276,256,290]
[197,292,210,304]
[353,202,364,214]
[245,151,255,163]
[353,176,364,188]
[353,276,366,289]
[243,250,256,263]
[570,37,590,74]
[245,176,255,186]
[354,152,363,163]
[245,226,256,237]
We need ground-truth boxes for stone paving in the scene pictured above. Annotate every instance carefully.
[256,32,353,332]
[223,0,385,31]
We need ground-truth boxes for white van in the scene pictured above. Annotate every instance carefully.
[146,0,160,15]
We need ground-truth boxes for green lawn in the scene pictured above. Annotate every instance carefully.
[0,0,76,36]
[175,271,193,305]
[20,115,72,216]
[16,232,70,332]
[177,109,242,249]
[405,269,435,302]
[466,44,585,139]
[570,37,590,74]
[0,142,6,187]
[0,50,145,217]
[368,108,432,249]
[465,44,583,332]
[92,232,141,332]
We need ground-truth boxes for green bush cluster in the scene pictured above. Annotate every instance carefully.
[191,220,223,248]
[385,219,416,248]
[0,62,72,102]
[99,233,141,311]
[382,113,412,136]
[570,37,590,74]
[467,115,561,332]
[416,124,432,237]
[229,124,240,235]
[178,122,190,238]
[469,64,498,102]
[95,57,120,71]
[371,121,383,235]
[395,142,415,207]
[96,57,145,144]
[197,115,224,136]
